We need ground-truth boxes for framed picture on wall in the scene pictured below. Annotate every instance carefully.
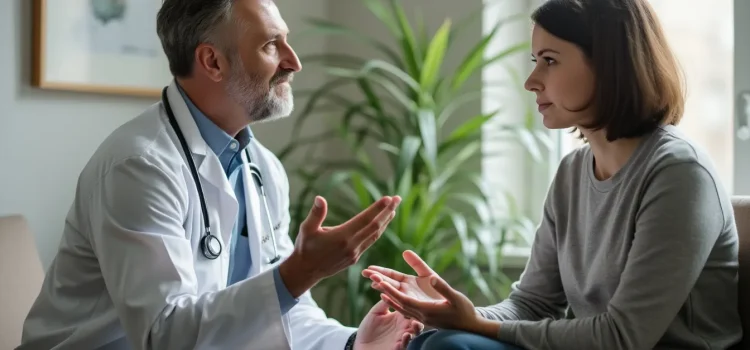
[31,0,171,97]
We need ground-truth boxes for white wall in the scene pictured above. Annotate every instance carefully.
[0,0,329,269]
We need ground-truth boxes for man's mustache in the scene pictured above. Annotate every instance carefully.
[271,70,294,85]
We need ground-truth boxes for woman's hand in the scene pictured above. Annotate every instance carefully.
[362,250,444,303]
[362,251,500,336]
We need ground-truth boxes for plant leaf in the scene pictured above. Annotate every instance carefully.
[394,136,421,198]
[363,0,400,36]
[390,0,421,77]
[417,109,438,175]
[450,18,504,92]
[445,110,500,143]
[431,141,481,192]
[420,19,451,92]
[303,18,402,66]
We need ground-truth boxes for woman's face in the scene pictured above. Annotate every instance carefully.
[524,24,596,130]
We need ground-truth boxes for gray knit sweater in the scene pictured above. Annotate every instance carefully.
[477,125,742,349]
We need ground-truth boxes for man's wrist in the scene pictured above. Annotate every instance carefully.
[278,252,319,298]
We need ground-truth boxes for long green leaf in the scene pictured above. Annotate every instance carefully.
[361,74,419,115]
[414,191,450,244]
[291,78,356,138]
[303,18,402,66]
[415,11,429,59]
[431,141,481,192]
[390,0,421,77]
[483,41,531,69]
[363,0,400,36]
[356,77,389,137]
[361,59,422,93]
[420,19,451,92]
[395,136,421,181]
[436,90,483,128]
[347,263,364,324]
[417,109,438,175]
[450,18,504,92]
[394,136,421,199]
[445,110,500,144]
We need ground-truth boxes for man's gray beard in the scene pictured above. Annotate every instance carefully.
[226,60,294,124]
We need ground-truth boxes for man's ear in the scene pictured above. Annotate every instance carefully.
[194,44,228,82]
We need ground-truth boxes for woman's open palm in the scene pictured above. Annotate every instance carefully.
[362,251,444,304]
[362,250,483,332]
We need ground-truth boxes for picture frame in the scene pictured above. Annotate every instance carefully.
[31,0,171,97]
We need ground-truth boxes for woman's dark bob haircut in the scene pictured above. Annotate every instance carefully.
[531,0,685,141]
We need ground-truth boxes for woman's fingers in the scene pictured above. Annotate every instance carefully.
[363,265,409,282]
[403,250,436,277]
[379,281,434,310]
[381,294,421,321]
[365,271,401,289]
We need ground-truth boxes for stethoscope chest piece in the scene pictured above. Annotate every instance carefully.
[201,234,222,260]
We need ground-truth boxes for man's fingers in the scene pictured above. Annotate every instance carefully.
[398,333,412,350]
[300,196,327,232]
[363,266,409,282]
[338,196,394,231]
[411,320,424,334]
[351,203,395,250]
[370,300,391,315]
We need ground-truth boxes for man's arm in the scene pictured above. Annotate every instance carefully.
[267,154,357,350]
[91,156,288,349]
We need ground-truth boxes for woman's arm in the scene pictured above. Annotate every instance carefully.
[476,198,568,322]
[494,162,729,350]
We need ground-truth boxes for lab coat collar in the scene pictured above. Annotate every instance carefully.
[165,81,210,158]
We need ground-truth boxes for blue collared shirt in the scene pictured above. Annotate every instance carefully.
[176,84,297,314]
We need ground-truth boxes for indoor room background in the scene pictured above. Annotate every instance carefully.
[1,0,748,327]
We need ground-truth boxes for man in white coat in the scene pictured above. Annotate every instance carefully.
[17,0,423,349]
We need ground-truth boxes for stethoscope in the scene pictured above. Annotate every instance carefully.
[161,87,281,264]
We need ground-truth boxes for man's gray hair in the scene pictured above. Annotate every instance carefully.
[156,0,237,77]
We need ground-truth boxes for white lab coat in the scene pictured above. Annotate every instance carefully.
[18,82,356,350]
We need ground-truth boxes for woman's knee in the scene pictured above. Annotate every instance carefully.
[416,329,522,350]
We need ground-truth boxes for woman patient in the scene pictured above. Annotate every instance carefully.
[363,0,742,349]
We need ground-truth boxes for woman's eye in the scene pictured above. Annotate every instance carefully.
[530,57,556,65]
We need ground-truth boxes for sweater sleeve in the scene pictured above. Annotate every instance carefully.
[494,162,727,350]
[476,179,568,322]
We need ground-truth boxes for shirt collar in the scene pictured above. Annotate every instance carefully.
[175,83,253,157]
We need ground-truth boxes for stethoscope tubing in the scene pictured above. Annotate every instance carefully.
[162,87,281,263]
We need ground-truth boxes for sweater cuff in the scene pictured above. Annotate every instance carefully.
[496,320,518,343]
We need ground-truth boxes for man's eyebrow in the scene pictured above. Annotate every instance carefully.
[267,28,289,41]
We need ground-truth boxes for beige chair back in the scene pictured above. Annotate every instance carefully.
[733,196,750,349]
[0,215,44,349]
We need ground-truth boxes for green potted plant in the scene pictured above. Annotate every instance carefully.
[280,0,549,326]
